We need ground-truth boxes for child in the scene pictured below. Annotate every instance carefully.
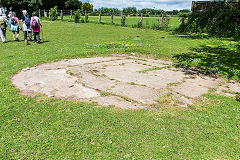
[0,14,8,43]
[10,12,20,41]
[31,11,41,44]
[7,11,13,30]
[21,10,32,45]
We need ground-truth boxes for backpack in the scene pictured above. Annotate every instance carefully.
[32,17,38,29]
[11,17,16,25]
[24,15,30,26]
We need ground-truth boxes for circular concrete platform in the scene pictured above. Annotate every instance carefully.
[12,55,240,109]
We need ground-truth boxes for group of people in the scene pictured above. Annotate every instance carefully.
[0,10,42,45]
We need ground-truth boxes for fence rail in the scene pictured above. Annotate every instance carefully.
[38,9,182,30]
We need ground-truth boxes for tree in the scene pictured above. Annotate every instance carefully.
[82,2,93,12]
[41,0,65,10]
[179,9,190,13]
[172,10,179,15]
[123,7,137,15]
[65,0,82,10]
[0,0,42,16]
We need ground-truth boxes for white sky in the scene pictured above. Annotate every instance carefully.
[82,0,211,10]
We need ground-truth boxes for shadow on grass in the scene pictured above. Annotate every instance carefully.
[40,40,49,44]
[170,31,211,39]
[170,31,240,41]
[173,45,240,81]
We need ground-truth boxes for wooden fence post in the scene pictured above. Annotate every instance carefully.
[159,17,163,27]
[39,9,41,18]
[121,12,126,26]
[139,13,143,25]
[44,9,47,17]
[85,10,88,23]
[70,10,73,22]
[99,12,101,24]
[180,17,185,27]
[111,13,114,25]
[61,10,63,21]
[121,12,123,25]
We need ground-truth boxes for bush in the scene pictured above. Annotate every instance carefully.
[49,6,58,21]
[74,9,81,23]
[80,17,84,23]
[151,23,160,30]
[132,21,142,28]
[179,2,240,38]
[178,13,190,18]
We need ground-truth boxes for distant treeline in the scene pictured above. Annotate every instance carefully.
[0,0,190,17]
[89,7,190,16]
[0,0,93,16]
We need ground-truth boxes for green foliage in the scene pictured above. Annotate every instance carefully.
[123,7,137,15]
[80,17,84,23]
[82,2,93,12]
[49,6,58,21]
[179,9,191,13]
[180,2,240,38]
[64,0,82,10]
[139,8,165,16]
[0,0,42,16]
[73,9,81,23]
[178,13,190,18]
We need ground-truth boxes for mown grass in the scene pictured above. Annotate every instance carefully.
[0,21,240,159]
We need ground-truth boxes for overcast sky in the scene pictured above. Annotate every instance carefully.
[82,0,210,10]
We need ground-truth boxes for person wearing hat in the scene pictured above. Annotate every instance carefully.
[0,14,8,43]
[21,10,32,45]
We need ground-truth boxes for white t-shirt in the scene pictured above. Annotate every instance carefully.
[30,16,41,25]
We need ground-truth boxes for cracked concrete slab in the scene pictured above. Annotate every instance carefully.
[11,55,240,109]
[170,76,224,98]
[108,82,163,104]
[12,68,100,100]
[93,96,144,109]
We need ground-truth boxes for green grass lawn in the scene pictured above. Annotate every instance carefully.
[0,21,240,159]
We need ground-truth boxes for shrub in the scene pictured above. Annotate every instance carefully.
[179,2,240,38]
[80,17,84,23]
[178,13,190,18]
[151,23,160,30]
[49,6,58,21]
[132,21,142,28]
[74,9,81,23]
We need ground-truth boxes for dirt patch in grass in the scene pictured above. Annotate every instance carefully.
[12,55,240,109]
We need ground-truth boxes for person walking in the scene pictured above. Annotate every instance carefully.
[7,11,13,30]
[31,11,41,44]
[21,10,32,45]
[10,12,20,41]
[0,14,8,43]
